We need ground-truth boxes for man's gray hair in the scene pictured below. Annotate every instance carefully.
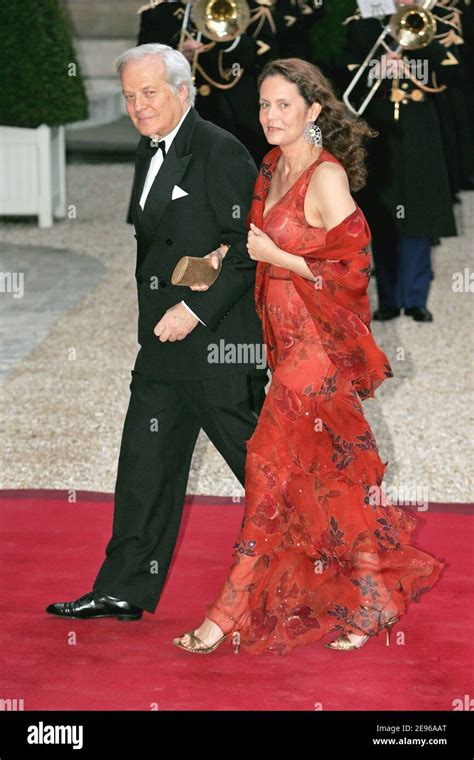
[115,43,196,106]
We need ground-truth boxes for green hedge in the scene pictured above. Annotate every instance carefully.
[0,0,88,128]
[310,0,358,69]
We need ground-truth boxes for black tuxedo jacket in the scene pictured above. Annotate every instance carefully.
[130,107,266,381]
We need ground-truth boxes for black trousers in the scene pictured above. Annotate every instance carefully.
[93,367,267,613]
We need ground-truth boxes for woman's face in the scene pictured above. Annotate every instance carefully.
[259,75,320,147]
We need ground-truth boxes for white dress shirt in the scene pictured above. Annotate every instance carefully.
[138,105,206,326]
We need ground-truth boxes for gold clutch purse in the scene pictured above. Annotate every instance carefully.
[171,255,222,287]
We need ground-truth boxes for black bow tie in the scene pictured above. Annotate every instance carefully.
[147,138,166,158]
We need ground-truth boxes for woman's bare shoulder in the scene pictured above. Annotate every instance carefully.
[306,159,355,227]
[310,159,349,188]
[307,160,351,203]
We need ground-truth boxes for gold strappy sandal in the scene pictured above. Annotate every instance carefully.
[325,616,400,651]
[173,630,229,654]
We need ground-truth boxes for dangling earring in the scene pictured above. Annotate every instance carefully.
[303,121,322,147]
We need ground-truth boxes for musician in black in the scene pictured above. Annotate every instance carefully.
[431,0,474,196]
[341,0,458,322]
[136,0,322,164]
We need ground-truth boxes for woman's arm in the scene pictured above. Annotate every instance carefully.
[247,162,357,280]
[188,244,230,292]
[270,248,317,281]
[306,161,357,231]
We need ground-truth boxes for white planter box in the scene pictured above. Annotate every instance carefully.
[0,124,66,228]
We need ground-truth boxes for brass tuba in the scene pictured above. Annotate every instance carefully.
[190,0,251,42]
[343,1,438,116]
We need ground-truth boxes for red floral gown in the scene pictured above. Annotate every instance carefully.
[205,146,445,655]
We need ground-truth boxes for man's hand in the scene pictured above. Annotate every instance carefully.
[178,38,205,62]
[189,244,229,291]
[440,29,463,47]
[154,302,199,342]
[375,51,402,80]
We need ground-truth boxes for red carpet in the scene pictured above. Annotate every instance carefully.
[0,490,472,711]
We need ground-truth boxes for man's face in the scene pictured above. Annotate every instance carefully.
[121,56,188,138]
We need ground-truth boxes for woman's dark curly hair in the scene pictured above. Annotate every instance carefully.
[257,58,377,192]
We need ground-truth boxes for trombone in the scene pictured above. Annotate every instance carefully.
[343,0,438,116]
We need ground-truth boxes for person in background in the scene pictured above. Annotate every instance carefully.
[341,0,458,322]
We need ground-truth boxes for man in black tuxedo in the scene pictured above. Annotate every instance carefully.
[46,43,268,621]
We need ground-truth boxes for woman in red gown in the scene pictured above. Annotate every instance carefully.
[173,59,445,655]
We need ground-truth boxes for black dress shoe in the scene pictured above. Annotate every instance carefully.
[372,306,401,321]
[46,590,143,621]
[404,306,433,322]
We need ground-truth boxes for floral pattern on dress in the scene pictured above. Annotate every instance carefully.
[205,147,445,654]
